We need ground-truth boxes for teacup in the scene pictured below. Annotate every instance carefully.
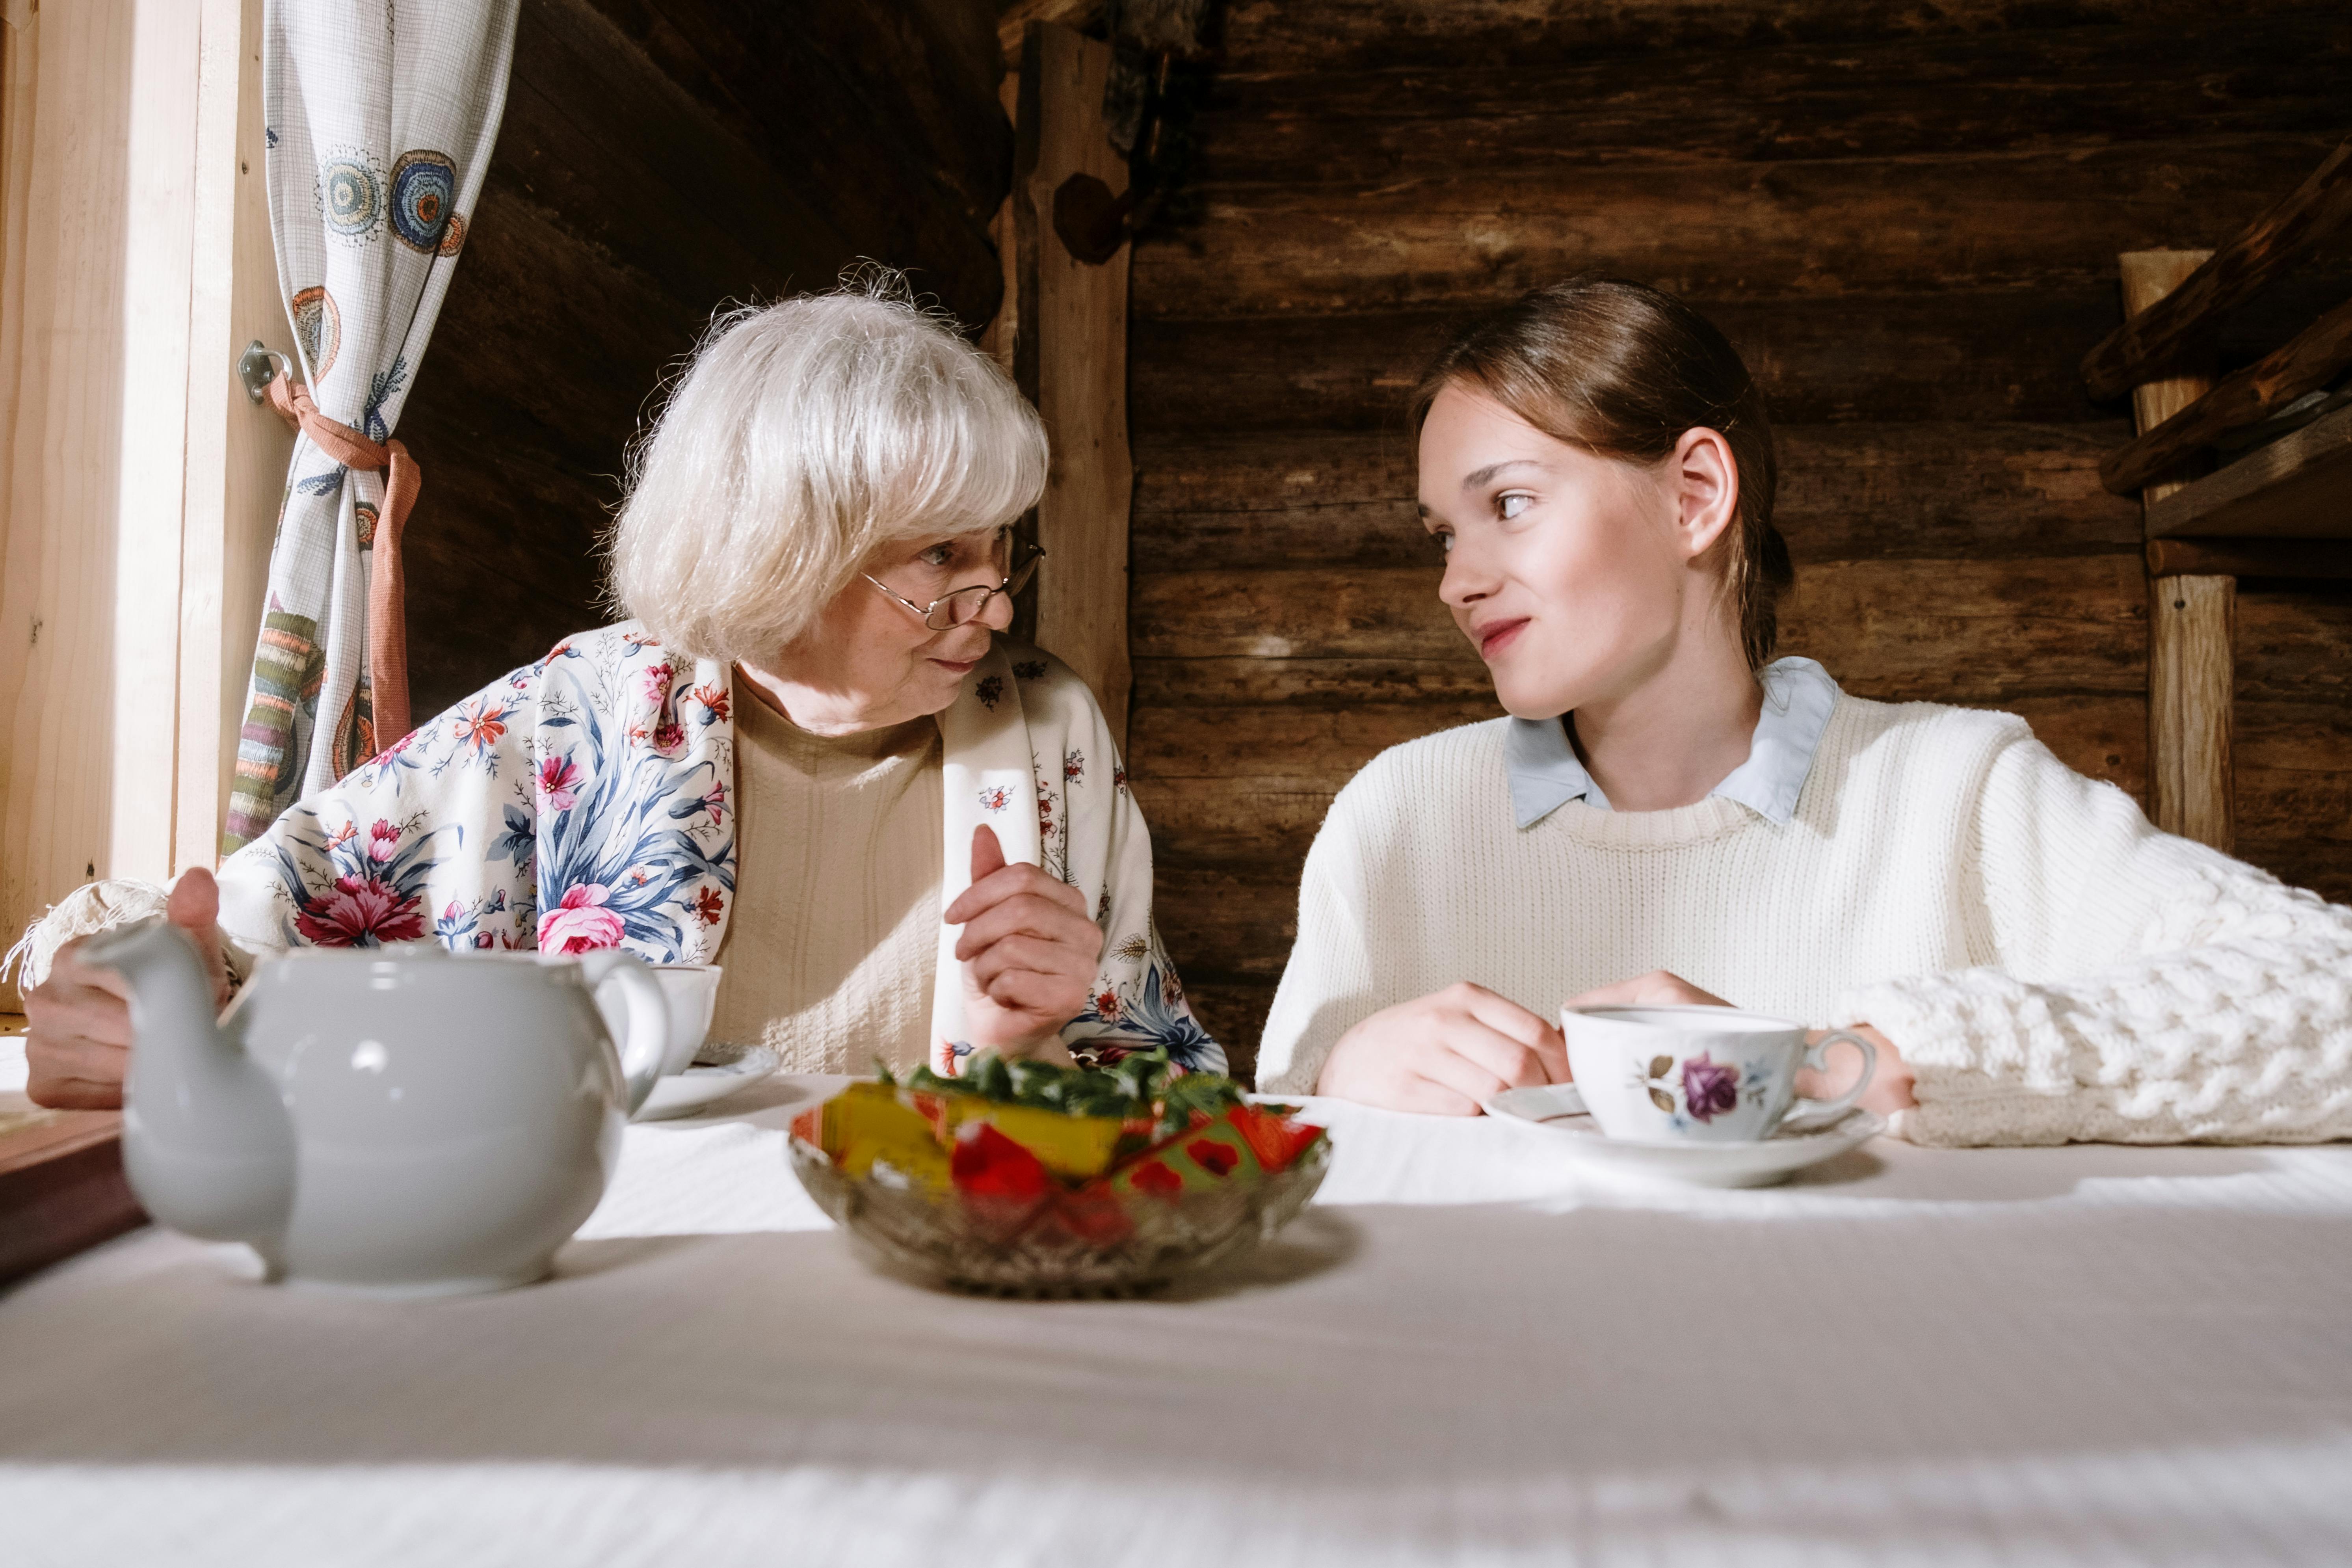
[648,963,724,1078]
[1561,1005,1876,1144]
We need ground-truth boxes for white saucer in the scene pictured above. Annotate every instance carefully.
[1485,1083,1884,1188]
[634,1041,783,1121]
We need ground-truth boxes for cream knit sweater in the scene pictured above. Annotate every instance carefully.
[1255,695,2352,1146]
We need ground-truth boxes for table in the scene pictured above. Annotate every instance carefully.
[5,1038,2351,1567]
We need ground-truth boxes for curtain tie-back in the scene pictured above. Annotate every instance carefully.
[264,370,415,754]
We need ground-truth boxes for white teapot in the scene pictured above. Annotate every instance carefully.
[83,921,668,1297]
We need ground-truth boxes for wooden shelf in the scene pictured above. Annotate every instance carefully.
[2146,400,2352,540]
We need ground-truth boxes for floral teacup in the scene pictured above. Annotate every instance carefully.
[1561,1005,1876,1145]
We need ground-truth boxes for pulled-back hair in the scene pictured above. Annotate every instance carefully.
[1409,277,1793,670]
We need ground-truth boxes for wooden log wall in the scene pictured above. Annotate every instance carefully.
[1127,0,2352,1075]
[392,0,1012,718]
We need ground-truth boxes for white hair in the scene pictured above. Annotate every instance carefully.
[607,271,1048,664]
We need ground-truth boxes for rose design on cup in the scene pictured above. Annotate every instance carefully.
[1679,1053,1741,1123]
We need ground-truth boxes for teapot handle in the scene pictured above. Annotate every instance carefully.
[577,950,669,1115]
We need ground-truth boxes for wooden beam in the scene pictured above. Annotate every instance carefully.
[2082,137,2352,400]
[1134,137,2335,320]
[175,0,292,872]
[1195,20,2352,185]
[1135,556,2151,703]
[2123,251,2234,851]
[2101,294,2352,495]
[2149,574,2237,849]
[1134,424,2144,571]
[1220,0,2334,73]
[1130,289,2203,433]
[2147,536,2352,580]
[2143,400,2352,541]
[1,0,216,963]
[1014,24,1132,745]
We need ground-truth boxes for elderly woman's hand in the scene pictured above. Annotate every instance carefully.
[23,869,232,1109]
[945,826,1103,1058]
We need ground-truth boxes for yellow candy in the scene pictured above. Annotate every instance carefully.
[929,1097,1132,1181]
[822,1083,951,1193]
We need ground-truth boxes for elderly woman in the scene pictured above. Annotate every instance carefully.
[16,278,1219,1109]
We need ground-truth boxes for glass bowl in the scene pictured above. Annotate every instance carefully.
[790,1132,1332,1297]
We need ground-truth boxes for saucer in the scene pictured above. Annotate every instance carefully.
[634,1041,782,1121]
[1484,1083,1884,1187]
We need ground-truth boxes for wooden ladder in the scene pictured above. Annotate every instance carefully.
[2084,137,2352,852]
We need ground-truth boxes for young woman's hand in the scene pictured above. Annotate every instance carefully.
[1315,982,1568,1114]
[1569,971,1917,1112]
[946,825,1101,1060]
[1564,970,1732,1010]
[23,869,231,1109]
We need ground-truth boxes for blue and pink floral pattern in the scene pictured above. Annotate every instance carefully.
[213,622,1222,1075]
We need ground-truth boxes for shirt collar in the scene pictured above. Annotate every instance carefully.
[1504,657,1841,830]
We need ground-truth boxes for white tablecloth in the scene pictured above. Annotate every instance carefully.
[5,1039,2352,1567]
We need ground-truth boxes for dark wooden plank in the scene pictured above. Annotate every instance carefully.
[573,0,1006,308]
[2146,538,2352,580]
[1133,556,2149,700]
[1134,655,1497,709]
[1220,0,2339,74]
[2104,297,2352,494]
[1130,281,2352,434]
[1132,423,2144,569]
[1135,137,2339,319]
[1131,698,1499,786]
[1133,294,2122,432]
[0,1111,145,1286]
[1155,864,1303,984]
[1196,19,2352,184]
[2238,582,2352,705]
[2082,137,2352,398]
[1179,982,1278,1084]
[1130,690,2146,867]
[2143,401,2352,541]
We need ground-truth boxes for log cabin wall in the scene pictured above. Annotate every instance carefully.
[392,0,1012,719]
[1126,0,2352,1077]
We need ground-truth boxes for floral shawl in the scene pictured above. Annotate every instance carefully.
[206,622,1222,1074]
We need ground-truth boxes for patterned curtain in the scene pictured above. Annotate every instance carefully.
[223,0,521,853]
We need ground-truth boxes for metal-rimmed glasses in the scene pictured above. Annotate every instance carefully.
[865,541,1045,631]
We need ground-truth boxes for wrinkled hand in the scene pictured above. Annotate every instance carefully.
[1564,970,1732,1011]
[1316,982,1569,1115]
[944,825,1102,1057]
[24,869,230,1109]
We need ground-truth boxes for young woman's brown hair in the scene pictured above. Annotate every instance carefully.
[1410,276,1793,670]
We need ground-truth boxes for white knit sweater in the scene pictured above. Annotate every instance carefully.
[1255,695,2352,1146]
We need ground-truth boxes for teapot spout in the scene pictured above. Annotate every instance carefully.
[82,919,294,1246]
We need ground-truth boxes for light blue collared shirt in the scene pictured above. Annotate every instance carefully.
[1504,657,1842,830]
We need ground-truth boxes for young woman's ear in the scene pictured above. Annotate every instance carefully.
[1669,427,1741,562]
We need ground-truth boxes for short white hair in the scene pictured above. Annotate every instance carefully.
[608,272,1048,664]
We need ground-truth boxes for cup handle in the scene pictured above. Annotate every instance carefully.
[1780,1028,1877,1134]
[578,949,669,1115]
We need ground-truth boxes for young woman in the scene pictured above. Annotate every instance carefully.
[1255,277,2352,1146]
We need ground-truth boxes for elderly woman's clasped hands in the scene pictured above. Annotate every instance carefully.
[948,824,1103,1058]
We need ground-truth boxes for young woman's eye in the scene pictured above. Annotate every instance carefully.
[1497,492,1534,521]
[1430,530,1454,556]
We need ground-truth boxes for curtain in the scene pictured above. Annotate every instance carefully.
[223,0,521,854]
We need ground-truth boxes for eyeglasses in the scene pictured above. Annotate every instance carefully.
[866,541,1045,631]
